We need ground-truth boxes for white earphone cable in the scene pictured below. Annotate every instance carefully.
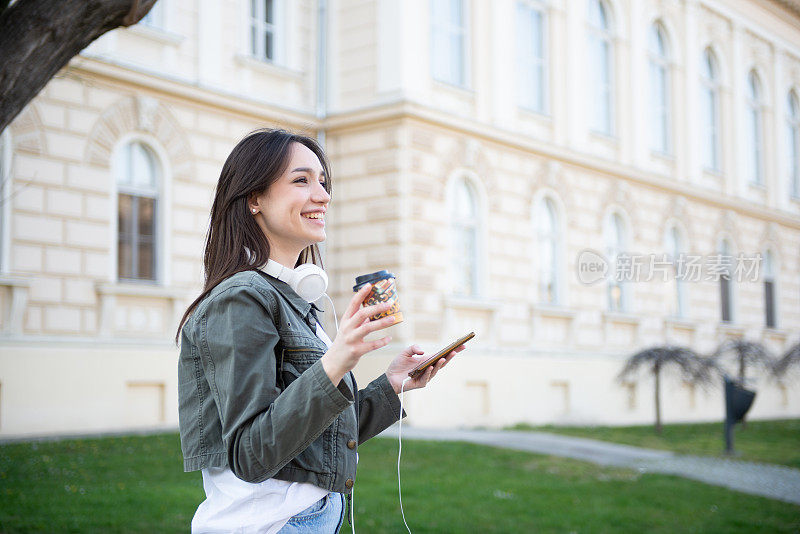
[320,292,353,532]
[398,376,413,534]
[350,485,355,534]
[321,293,339,333]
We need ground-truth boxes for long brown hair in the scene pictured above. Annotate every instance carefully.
[176,128,332,342]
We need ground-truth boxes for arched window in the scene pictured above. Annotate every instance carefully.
[517,0,547,114]
[604,212,627,312]
[746,70,764,185]
[116,141,160,282]
[665,225,686,317]
[787,91,800,198]
[719,238,733,323]
[450,177,479,296]
[535,196,560,304]
[588,0,613,135]
[431,0,467,87]
[648,22,670,154]
[700,48,720,171]
[763,250,776,328]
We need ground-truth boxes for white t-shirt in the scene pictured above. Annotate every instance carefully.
[191,322,335,534]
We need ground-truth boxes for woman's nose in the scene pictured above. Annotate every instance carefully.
[312,181,331,203]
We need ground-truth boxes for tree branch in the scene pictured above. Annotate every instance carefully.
[0,0,158,132]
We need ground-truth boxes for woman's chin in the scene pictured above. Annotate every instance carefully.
[304,231,326,246]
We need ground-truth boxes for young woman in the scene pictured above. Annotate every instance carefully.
[177,129,461,533]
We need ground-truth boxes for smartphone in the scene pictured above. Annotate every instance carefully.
[408,332,475,379]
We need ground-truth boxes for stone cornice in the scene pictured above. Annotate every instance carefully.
[324,99,800,231]
[70,55,317,128]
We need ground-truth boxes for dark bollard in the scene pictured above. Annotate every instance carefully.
[724,376,756,455]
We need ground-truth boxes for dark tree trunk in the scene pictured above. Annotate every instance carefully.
[738,355,748,428]
[738,354,745,384]
[0,0,158,132]
[654,361,662,435]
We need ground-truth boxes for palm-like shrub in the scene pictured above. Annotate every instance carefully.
[617,346,713,434]
[712,339,775,384]
[772,342,800,380]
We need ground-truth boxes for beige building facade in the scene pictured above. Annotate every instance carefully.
[1,0,799,437]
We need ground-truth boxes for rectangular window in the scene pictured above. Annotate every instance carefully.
[720,276,731,323]
[787,118,799,197]
[764,280,775,328]
[250,0,276,62]
[589,34,612,134]
[649,61,669,153]
[516,2,546,113]
[702,87,719,171]
[453,226,478,296]
[431,0,467,87]
[607,281,623,312]
[118,193,156,281]
[747,107,763,185]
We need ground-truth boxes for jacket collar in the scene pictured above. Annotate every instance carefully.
[256,269,314,319]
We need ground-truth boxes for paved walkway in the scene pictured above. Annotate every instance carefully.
[379,426,800,506]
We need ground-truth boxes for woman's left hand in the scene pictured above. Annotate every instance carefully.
[385,344,465,394]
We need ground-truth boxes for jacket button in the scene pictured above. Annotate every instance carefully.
[347,440,357,449]
[345,478,354,489]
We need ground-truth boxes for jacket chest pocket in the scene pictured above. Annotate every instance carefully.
[278,347,323,390]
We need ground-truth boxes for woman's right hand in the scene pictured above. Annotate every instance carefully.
[320,283,397,387]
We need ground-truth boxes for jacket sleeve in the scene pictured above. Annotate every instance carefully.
[201,284,354,483]
[356,373,405,444]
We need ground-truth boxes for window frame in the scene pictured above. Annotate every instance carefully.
[746,69,765,186]
[787,90,800,199]
[763,249,778,329]
[430,0,470,88]
[111,135,170,285]
[248,0,284,65]
[664,224,687,318]
[587,0,614,136]
[534,195,562,305]
[648,22,671,155]
[447,172,485,298]
[700,47,721,173]
[718,237,735,324]
[516,0,549,115]
[604,210,628,312]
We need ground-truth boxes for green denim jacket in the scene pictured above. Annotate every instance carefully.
[178,270,403,493]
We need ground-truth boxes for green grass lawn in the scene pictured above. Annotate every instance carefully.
[509,419,800,469]
[0,432,797,533]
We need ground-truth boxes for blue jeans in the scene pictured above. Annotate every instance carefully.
[278,492,346,533]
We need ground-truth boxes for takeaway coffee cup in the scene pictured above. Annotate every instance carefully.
[353,270,404,324]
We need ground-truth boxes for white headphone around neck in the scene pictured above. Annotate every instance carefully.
[263,259,328,303]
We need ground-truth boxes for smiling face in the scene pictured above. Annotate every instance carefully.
[249,142,331,265]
